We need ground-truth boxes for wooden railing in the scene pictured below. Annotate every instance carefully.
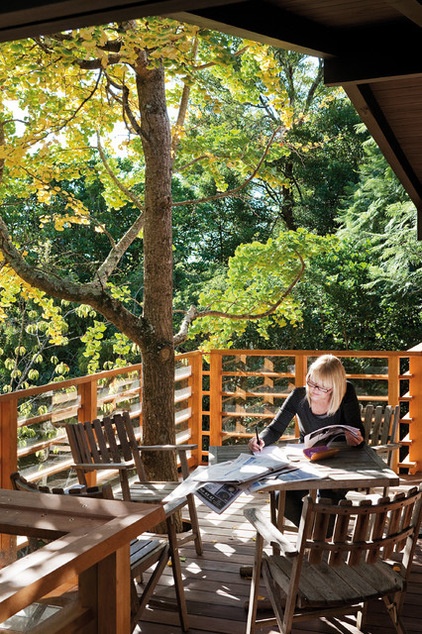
[0,346,421,494]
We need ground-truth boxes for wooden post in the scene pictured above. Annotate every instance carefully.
[78,378,98,424]
[387,354,400,407]
[209,350,223,446]
[188,351,203,467]
[78,543,132,634]
[77,379,98,487]
[387,354,400,472]
[97,544,131,633]
[408,344,422,473]
[0,395,18,563]
[293,353,308,437]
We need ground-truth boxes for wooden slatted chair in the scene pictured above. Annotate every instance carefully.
[10,471,177,632]
[64,411,202,555]
[244,484,422,634]
[64,411,204,630]
[361,404,401,467]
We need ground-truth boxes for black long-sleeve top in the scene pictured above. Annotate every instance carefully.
[260,381,365,446]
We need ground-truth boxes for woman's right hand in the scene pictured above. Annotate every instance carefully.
[248,436,265,452]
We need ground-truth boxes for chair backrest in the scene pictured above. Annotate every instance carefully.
[361,404,400,447]
[299,485,422,573]
[65,411,147,472]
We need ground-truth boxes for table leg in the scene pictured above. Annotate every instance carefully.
[79,542,131,634]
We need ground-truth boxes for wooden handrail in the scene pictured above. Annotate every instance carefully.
[1,347,421,498]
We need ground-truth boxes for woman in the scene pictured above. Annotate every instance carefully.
[248,354,365,526]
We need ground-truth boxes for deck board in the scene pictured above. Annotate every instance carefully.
[134,479,422,634]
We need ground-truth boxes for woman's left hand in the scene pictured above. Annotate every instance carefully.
[345,429,363,446]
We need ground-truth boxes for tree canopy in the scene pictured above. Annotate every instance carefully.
[0,17,419,415]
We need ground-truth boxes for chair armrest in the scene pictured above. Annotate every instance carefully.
[244,507,297,557]
[372,443,401,451]
[136,445,197,479]
[137,444,197,452]
[74,461,134,470]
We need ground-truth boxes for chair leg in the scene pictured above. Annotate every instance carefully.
[246,532,264,634]
[167,514,190,632]
[187,493,203,555]
[131,545,170,629]
[356,600,367,630]
[383,593,407,634]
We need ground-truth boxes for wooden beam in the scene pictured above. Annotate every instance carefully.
[386,0,422,27]
[418,204,422,241]
[0,0,234,42]
[325,57,422,87]
[174,0,340,57]
[345,83,422,225]
[325,46,422,86]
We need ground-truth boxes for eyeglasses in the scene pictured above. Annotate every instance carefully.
[306,379,332,394]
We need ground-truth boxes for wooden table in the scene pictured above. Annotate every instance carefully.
[256,443,400,491]
[0,489,165,633]
[209,443,400,529]
[209,443,399,488]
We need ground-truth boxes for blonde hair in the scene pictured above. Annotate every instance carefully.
[306,354,346,416]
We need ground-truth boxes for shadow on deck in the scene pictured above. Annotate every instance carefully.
[134,476,422,634]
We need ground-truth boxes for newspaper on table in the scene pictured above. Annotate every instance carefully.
[191,448,291,484]
[193,447,293,514]
[195,481,244,513]
[248,461,324,493]
[304,424,361,448]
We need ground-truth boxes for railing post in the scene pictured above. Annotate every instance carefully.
[78,378,98,424]
[209,350,223,447]
[295,352,308,386]
[408,344,422,473]
[387,355,400,406]
[189,351,203,467]
[387,354,400,471]
[293,353,308,437]
[0,395,18,562]
[78,378,98,487]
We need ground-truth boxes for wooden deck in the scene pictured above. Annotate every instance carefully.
[134,478,422,634]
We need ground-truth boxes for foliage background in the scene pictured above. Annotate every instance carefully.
[0,19,420,395]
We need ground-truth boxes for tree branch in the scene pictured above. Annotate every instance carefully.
[0,214,151,347]
[173,251,305,346]
[173,126,284,208]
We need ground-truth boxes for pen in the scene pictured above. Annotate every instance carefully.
[255,426,261,450]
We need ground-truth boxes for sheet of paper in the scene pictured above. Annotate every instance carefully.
[191,451,290,483]
[304,425,360,448]
[248,464,323,492]
[195,481,243,514]
[252,445,288,460]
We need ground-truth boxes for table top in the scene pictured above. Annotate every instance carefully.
[255,444,399,492]
[0,489,166,623]
[0,488,164,539]
[209,443,400,492]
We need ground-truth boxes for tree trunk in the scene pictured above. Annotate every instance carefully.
[135,52,177,484]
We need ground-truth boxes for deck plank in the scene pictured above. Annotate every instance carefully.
[134,479,422,634]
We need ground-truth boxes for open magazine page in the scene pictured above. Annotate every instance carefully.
[248,462,323,492]
[192,446,294,514]
[190,450,290,484]
[195,481,244,514]
[304,424,361,448]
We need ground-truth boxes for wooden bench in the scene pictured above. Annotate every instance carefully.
[0,487,165,633]
[9,472,171,632]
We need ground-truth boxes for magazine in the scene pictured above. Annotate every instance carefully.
[192,447,293,513]
[304,424,361,448]
[195,481,244,514]
[248,464,323,492]
[190,451,290,484]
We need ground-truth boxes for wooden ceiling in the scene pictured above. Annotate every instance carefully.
[1,1,422,234]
